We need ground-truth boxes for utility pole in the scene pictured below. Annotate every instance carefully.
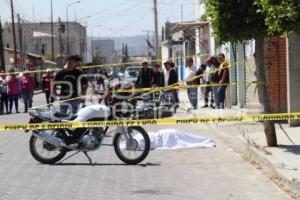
[10,0,17,68]
[17,14,23,69]
[153,0,159,62]
[58,17,64,67]
[0,19,5,71]
[51,0,54,61]
[143,30,152,58]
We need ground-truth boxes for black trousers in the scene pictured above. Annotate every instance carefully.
[45,91,54,105]
[0,93,8,113]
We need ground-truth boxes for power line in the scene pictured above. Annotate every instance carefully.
[88,0,145,22]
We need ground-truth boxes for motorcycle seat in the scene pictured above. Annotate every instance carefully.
[53,112,72,118]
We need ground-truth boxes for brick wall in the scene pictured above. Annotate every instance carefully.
[265,36,287,113]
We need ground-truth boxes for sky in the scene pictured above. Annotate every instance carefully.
[0,0,195,37]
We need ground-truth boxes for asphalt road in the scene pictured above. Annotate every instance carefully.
[0,94,293,200]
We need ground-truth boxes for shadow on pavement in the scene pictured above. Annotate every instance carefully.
[47,162,161,167]
[278,145,300,155]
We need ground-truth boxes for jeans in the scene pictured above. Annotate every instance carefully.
[216,85,228,108]
[9,94,19,113]
[22,92,33,112]
[187,88,198,109]
[60,99,82,115]
[204,82,218,106]
[0,93,9,113]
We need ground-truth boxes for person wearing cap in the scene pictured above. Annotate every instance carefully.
[42,69,55,106]
[185,58,198,110]
[163,61,178,108]
[202,56,220,108]
[54,55,88,115]
[135,61,154,88]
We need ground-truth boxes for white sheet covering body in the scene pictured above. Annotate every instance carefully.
[133,129,216,150]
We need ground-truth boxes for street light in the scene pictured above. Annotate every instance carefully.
[50,0,54,61]
[91,25,101,60]
[66,0,80,55]
[77,16,91,61]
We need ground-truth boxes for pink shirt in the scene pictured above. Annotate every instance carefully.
[6,75,20,95]
[20,76,35,93]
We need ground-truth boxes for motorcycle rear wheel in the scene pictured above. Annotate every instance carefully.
[29,130,67,164]
[113,126,150,165]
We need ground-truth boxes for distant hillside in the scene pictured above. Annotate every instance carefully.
[88,34,156,56]
[112,35,153,56]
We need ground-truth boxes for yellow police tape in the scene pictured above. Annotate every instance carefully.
[0,54,208,76]
[116,82,237,93]
[30,82,237,109]
[1,112,300,131]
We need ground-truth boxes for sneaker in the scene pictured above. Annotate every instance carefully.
[201,105,208,108]
[210,104,215,109]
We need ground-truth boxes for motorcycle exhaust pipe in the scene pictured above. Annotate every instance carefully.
[32,131,68,148]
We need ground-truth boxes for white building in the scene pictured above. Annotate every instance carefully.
[2,22,87,64]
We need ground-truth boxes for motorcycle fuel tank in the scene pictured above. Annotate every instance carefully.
[73,104,111,122]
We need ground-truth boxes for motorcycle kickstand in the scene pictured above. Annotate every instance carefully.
[83,151,94,165]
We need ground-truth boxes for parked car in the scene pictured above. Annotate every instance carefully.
[122,66,142,84]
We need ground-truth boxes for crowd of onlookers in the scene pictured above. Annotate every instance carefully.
[0,53,229,115]
[0,69,36,114]
[135,53,229,110]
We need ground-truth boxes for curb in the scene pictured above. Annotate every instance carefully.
[211,125,300,199]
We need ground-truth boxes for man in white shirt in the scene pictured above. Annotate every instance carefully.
[185,58,197,110]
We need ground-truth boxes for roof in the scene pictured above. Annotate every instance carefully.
[172,21,209,32]
[4,47,43,59]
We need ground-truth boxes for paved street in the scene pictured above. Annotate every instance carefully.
[0,94,293,200]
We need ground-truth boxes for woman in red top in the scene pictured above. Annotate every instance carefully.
[20,71,35,113]
[42,69,54,105]
[6,69,20,113]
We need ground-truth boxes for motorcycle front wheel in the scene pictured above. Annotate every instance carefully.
[29,130,67,164]
[113,126,150,165]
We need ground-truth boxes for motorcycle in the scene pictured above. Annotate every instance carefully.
[27,102,151,165]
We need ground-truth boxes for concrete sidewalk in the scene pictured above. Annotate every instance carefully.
[178,90,300,198]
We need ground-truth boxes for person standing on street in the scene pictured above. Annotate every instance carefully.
[20,71,35,113]
[163,61,178,107]
[202,56,220,108]
[152,64,164,87]
[54,55,88,115]
[6,69,20,114]
[136,61,154,88]
[185,58,198,110]
[42,69,55,106]
[216,53,230,109]
[0,70,8,114]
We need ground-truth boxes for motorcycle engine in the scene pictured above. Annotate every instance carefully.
[80,128,104,150]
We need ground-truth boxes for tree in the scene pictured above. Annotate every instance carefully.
[204,0,300,146]
[124,44,129,62]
